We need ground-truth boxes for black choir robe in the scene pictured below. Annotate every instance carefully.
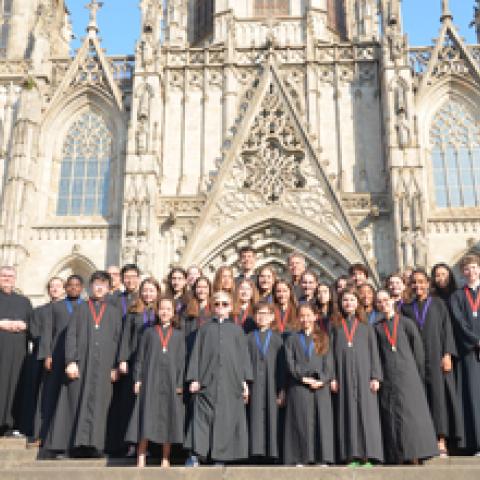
[22,302,52,438]
[116,310,156,447]
[185,318,253,462]
[402,296,464,443]
[126,325,185,445]
[246,329,285,459]
[374,314,438,463]
[105,291,136,453]
[40,298,83,449]
[64,299,123,451]
[283,332,335,465]
[450,286,480,451]
[331,319,384,463]
[234,307,256,335]
[0,290,33,432]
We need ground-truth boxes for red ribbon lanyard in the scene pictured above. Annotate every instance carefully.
[465,286,480,318]
[236,306,250,326]
[342,318,359,348]
[383,314,399,352]
[88,299,107,329]
[275,306,289,333]
[156,324,173,353]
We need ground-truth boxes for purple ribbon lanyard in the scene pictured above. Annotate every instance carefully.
[143,310,155,326]
[121,295,127,318]
[413,297,432,329]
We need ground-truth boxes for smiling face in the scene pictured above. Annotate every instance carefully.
[140,281,158,305]
[434,266,451,289]
[463,262,480,285]
[240,250,256,272]
[90,279,110,300]
[358,284,374,310]
[48,278,65,301]
[411,272,429,300]
[159,298,174,326]
[187,266,201,287]
[316,284,330,305]
[238,281,253,303]
[195,278,210,302]
[387,275,405,299]
[220,268,234,291]
[288,255,305,279]
[123,268,140,293]
[258,268,274,293]
[274,281,291,307]
[375,290,394,317]
[65,278,83,299]
[107,266,121,290]
[301,272,317,299]
[0,267,16,294]
[298,305,316,334]
[212,292,232,319]
[255,305,274,330]
[170,270,187,295]
[341,292,358,316]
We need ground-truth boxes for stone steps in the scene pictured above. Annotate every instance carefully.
[1,465,480,480]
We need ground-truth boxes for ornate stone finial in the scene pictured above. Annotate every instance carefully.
[440,0,452,22]
[85,0,103,36]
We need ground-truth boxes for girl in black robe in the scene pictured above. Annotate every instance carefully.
[166,267,190,318]
[272,279,298,339]
[374,289,438,464]
[450,254,480,455]
[246,302,285,462]
[297,270,318,306]
[315,282,335,334]
[127,297,185,468]
[233,279,258,334]
[330,287,384,466]
[283,303,335,466]
[431,263,458,307]
[117,277,160,456]
[402,269,463,455]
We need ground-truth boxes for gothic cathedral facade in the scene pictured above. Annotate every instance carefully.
[0,0,479,303]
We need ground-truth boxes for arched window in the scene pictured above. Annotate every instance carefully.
[254,0,289,16]
[57,111,112,216]
[430,102,480,208]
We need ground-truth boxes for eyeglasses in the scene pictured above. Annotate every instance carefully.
[214,301,230,307]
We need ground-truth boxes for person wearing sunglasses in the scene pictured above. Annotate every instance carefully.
[185,291,253,466]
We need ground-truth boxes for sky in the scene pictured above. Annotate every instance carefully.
[67,1,477,56]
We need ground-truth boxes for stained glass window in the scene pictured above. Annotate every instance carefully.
[430,102,480,208]
[56,112,112,216]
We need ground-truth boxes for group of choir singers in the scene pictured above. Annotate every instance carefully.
[1,247,480,468]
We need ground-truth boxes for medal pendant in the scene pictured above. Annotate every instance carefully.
[163,347,167,353]
[473,312,478,318]
[95,325,99,330]
[348,342,352,348]
[392,346,397,352]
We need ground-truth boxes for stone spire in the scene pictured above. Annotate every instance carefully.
[86,0,103,37]
[441,0,452,22]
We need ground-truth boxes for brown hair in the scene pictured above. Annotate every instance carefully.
[212,265,236,296]
[158,296,181,329]
[253,301,276,315]
[331,286,367,327]
[348,263,369,278]
[256,265,277,297]
[233,278,259,316]
[296,303,329,356]
[186,276,212,317]
[129,277,161,314]
[460,254,480,270]
[272,279,297,331]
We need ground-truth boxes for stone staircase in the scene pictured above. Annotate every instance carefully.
[2,438,480,480]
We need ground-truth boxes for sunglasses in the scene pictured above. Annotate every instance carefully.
[214,301,230,307]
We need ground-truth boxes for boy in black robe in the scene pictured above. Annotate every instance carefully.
[40,275,84,454]
[0,266,33,436]
[246,302,285,462]
[450,254,480,455]
[64,271,123,456]
[186,291,253,465]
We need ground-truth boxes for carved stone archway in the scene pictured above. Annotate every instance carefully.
[194,219,352,283]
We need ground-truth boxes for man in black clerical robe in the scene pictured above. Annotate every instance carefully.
[186,291,253,464]
[0,266,33,436]
[64,271,122,455]
[40,275,84,452]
